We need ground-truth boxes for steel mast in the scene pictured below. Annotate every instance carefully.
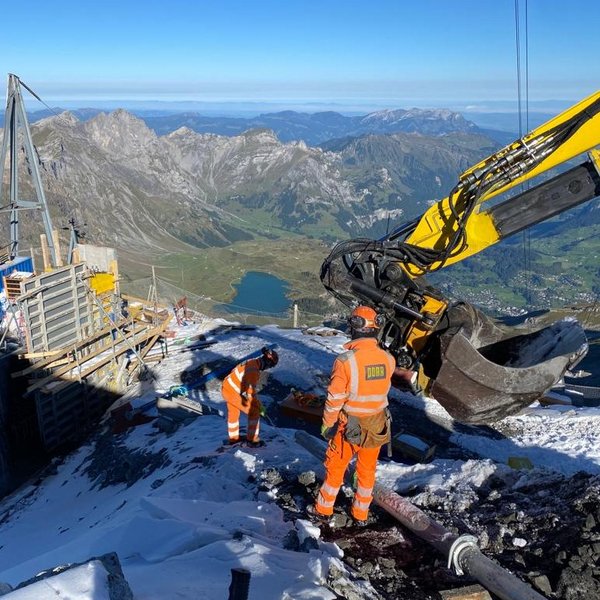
[0,73,57,265]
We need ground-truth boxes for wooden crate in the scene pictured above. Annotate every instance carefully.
[3,271,35,300]
[279,391,324,424]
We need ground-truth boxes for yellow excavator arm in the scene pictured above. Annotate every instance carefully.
[404,89,600,275]
[320,90,600,423]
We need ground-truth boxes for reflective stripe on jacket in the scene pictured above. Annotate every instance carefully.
[222,357,262,407]
[323,337,395,428]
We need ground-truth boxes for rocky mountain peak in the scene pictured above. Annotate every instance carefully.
[360,107,476,134]
[168,126,198,138]
[242,127,277,137]
[33,111,80,131]
[55,111,80,126]
[83,110,157,155]
[241,128,280,144]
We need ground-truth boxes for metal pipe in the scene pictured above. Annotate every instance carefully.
[295,430,547,600]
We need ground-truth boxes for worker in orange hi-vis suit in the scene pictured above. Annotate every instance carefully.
[221,347,279,448]
[307,306,395,526]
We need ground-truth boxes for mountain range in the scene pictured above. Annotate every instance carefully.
[141,107,498,145]
[4,109,498,254]
[5,105,515,146]
[4,106,597,314]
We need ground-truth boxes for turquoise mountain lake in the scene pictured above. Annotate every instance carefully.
[221,271,291,316]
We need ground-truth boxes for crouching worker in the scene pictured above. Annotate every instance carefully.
[221,346,279,447]
[308,306,394,526]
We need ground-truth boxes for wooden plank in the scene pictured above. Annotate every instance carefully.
[13,317,130,377]
[440,585,492,600]
[25,321,168,394]
[19,350,62,360]
[121,293,168,310]
[392,433,436,463]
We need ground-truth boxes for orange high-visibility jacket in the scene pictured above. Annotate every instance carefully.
[222,357,262,411]
[323,337,395,428]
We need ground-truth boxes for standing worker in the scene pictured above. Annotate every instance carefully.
[221,346,279,447]
[308,306,395,526]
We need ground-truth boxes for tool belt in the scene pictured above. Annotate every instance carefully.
[343,408,392,449]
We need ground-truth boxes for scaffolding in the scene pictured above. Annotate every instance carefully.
[9,259,171,450]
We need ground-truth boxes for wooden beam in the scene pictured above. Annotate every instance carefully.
[40,234,51,271]
[25,321,168,395]
[19,350,62,360]
[52,229,63,267]
[121,293,168,311]
[13,317,130,377]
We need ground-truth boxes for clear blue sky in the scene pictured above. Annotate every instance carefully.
[2,0,599,111]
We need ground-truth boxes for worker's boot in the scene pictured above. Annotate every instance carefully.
[246,439,266,448]
[350,511,369,527]
[306,504,333,525]
[217,437,242,453]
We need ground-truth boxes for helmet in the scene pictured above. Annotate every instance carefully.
[348,306,383,331]
[261,346,279,368]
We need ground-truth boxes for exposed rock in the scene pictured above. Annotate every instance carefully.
[82,430,170,489]
[260,467,284,489]
[11,552,133,599]
[298,470,316,486]
[0,582,12,596]
[268,456,600,600]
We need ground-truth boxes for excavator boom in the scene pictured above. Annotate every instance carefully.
[321,91,600,423]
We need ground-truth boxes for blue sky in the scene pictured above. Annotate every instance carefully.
[2,0,599,112]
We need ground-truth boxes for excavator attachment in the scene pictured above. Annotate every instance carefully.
[421,304,588,423]
[321,256,589,424]
[320,90,599,425]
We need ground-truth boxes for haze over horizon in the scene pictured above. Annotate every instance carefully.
[2,0,599,117]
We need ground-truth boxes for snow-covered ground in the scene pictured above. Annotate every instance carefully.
[0,319,599,599]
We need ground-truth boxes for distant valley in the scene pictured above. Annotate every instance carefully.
[1,105,598,320]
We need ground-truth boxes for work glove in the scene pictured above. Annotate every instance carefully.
[320,424,331,439]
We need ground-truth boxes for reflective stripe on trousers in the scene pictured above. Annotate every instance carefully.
[314,428,380,520]
[226,401,261,442]
[227,420,240,440]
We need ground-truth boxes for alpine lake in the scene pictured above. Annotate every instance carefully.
[221,271,291,317]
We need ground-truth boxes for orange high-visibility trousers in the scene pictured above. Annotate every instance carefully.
[314,427,380,521]
[222,358,262,443]
[226,401,261,442]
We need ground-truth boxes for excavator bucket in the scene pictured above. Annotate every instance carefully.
[421,304,588,424]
